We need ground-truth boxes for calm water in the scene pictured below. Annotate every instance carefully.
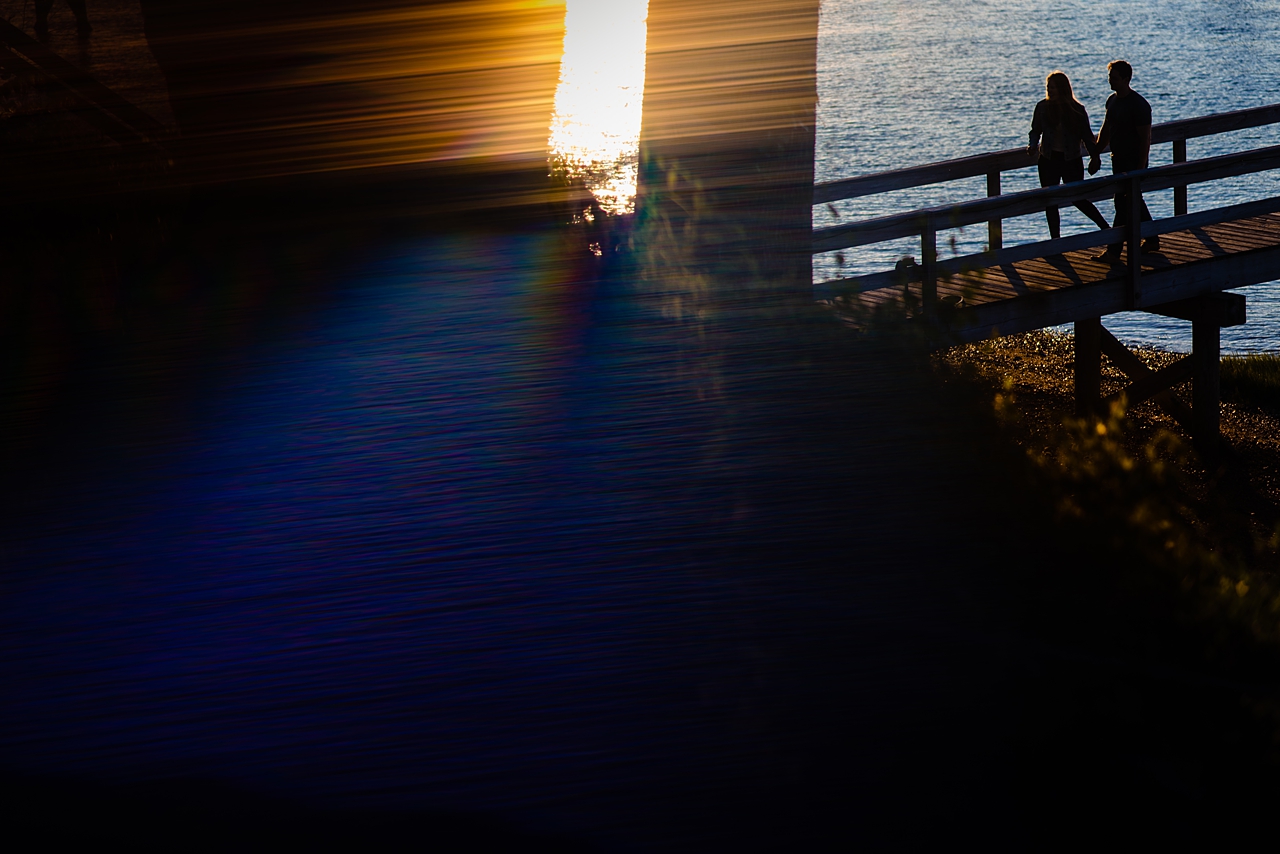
[0,216,1008,848]
[815,0,1280,353]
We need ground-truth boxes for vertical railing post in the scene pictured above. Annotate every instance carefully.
[1173,138,1188,216]
[1126,174,1142,309]
[986,171,1002,251]
[921,213,937,317]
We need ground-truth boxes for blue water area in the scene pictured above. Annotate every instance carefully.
[816,0,1280,352]
[0,224,1008,849]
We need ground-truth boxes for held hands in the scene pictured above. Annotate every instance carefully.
[1088,156,1101,175]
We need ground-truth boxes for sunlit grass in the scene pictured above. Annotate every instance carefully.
[1222,353,1280,411]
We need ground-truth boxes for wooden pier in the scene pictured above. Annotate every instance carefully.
[814,103,1280,447]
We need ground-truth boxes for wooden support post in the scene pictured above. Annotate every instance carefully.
[921,213,937,316]
[1126,174,1143,309]
[1193,305,1222,451]
[1075,316,1102,417]
[1173,138,1188,216]
[986,170,1002,251]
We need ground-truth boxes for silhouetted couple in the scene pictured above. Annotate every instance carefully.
[1028,61,1154,262]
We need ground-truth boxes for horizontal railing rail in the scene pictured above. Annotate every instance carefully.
[1153,103,1280,146]
[825,193,1280,297]
[813,148,1033,205]
[1140,193,1280,239]
[814,136,1280,316]
[813,143,1280,253]
[814,102,1280,205]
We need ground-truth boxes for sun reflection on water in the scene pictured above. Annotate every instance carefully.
[548,0,650,215]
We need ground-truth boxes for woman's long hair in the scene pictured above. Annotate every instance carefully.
[1044,71,1086,126]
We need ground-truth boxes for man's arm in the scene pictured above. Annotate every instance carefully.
[1095,116,1111,153]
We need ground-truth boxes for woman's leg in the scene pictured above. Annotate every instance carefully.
[1060,157,1108,230]
[1074,200,1110,230]
[1037,157,1063,240]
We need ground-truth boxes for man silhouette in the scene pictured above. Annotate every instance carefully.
[1092,60,1156,262]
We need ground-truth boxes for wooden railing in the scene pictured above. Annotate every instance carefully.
[813,103,1280,314]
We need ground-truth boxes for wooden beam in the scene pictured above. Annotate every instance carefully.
[1137,242,1280,306]
[1109,354,1196,409]
[940,241,1280,344]
[1141,195,1280,240]
[1153,103,1280,146]
[1193,312,1222,446]
[1075,318,1101,417]
[818,194,1278,295]
[813,148,1034,204]
[1098,328,1196,429]
[1139,145,1280,195]
[1145,292,1246,327]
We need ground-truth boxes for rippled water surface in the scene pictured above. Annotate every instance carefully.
[0,215,1008,849]
[816,0,1280,352]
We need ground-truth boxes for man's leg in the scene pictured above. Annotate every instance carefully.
[1139,193,1158,251]
[1100,154,1151,259]
[1104,181,1130,258]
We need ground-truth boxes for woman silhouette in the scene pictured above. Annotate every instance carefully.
[1027,71,1108,240]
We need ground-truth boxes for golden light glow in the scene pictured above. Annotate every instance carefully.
[548,0,650,214]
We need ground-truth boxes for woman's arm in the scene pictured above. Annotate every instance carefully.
[1028,100,1047,155]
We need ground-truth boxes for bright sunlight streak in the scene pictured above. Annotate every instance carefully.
[548,0,650,215]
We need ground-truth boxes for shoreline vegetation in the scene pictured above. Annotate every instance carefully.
[936,329,1280,553]
[934,329,1280,819]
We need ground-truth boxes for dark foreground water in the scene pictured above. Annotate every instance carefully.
[0,212,1013,849]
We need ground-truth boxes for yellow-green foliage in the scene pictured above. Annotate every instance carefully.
[1014,391,1280,649]
[1027,398,1202,565]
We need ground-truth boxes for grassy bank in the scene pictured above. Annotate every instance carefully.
[933,330,1280,833]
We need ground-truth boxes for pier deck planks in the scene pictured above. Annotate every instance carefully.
[839,212,1280,342]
